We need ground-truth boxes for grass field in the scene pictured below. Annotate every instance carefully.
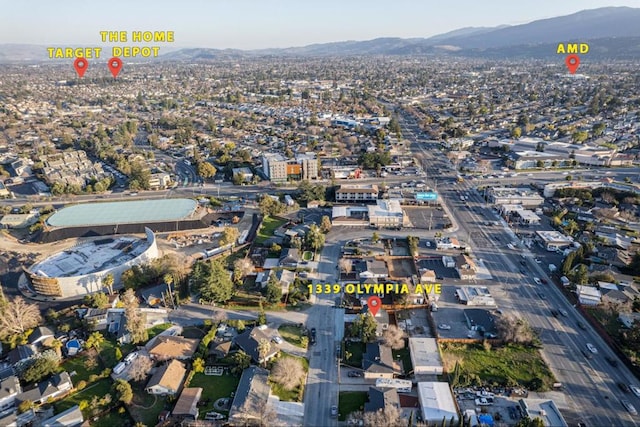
[129,381,167,426]
[344,342,365,367]
[61,352,103,383]
[278,324,308,348]
[440,342,555,391]
[187,372,240,418]
[255,217,287,244]
[54,378,113,416]
[147,323,172,340]
[269,353,309,402]
[338,391,367,421]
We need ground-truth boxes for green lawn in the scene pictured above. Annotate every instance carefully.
[338,391,368,421]
[128,381,167,426]
[278,324,308,348]
[344,342,365,367]
[255,217,287,244]
[54,378,113,417]
[90,409,132,427]
[98,339,134,368]
[392,347,412,374]
[182,326,206,339]
[268,353,309,402]
[62,353,103,383]
[187,372,240,419]
[440,343,556,391]
[147,323,172,340]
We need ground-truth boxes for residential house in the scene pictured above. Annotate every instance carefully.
[148,336,200,361]
[268,269,296,295]
[28,326,55,348]
[208,339,233,359]
[41,405,84,427]
[357,259,388,280]
[16,372,73,405]
[364,387,400,413]
[106,309,130,344]
[172,387,202,420]
[362,343,401,379]
[7,345,36,366]
[576,285,602,306]
[0,376,21,413]
[463,309,497,338]
[83,308,109,331]
[145,360,187,396]
[233,327,279,365]
[419,268,437,283]
[279,248,300,267]
[228,366,271,424]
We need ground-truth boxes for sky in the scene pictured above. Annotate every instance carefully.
[2,0,639,50]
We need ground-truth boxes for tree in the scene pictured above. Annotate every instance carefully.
[339,258,353,274]
[320,215,332,233]
[0,296,43,338]
[573,264,589,285]
[257,338,272,366]
[495,313,535,344]
[270,357,305,391]
[85,292,109,309]
[21,357,59,383]
[194,259,234,303]
[193,357,206,374]
[381,325,405,350]
[371,232,380,244]
[265,274,282,304]
[350,313,378,343]
[233,258,255,285]
[511,127,522,139]
[114,379,133,404]
[17,400,34,414]
[305,224,325,254]
[128,355,153,381]
[197,161,217,179]
[406,236,419,257]
[122,289,148,344]
[220,226,240,246]
[102,273,115,295]
[349,406,401,427]
[232,350,251,374]
[85,331,105,351]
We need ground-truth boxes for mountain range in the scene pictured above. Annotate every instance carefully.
[2,7,640,63]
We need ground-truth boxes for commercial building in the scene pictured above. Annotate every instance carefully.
[454,255,477,281]
[455,287,495,306]
[417,382,458,423]
[543,180,640,198]
[485,187,544,208]
[535,230,574,252]
[368,199,405,229]
[499,205,541,225]
[335,184,379,203]
[408,338,443,376]
[24,228,158,298]
[261,153,318,182]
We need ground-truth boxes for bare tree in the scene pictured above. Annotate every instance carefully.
[270,357,306,391]
[339,258,353,274]
[381,325,405,350]
[0,297,43,338]
[362,406,402,427]
[129,355,154,382]
[233,257,255,284]
[495,313,534,344]
[212,310,228,325]
[257,339,272,366]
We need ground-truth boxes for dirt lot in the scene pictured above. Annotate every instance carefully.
[388,257,417,278]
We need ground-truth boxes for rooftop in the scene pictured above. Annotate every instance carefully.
[47,198,197,227]
[30,235,151,277]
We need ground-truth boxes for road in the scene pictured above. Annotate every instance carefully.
[399,111,639,426]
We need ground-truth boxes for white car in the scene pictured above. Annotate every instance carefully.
[631,386,640,398]
[533,278,542,285]
[586,343,598,354]
[438,324,451,330]
[272,336,283,344]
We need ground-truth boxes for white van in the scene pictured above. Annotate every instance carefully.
[124,351,138,364]
[113,362,126,375]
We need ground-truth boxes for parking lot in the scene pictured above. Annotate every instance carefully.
[404,206,449,230]
[416,258,458,280]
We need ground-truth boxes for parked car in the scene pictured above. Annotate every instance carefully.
[348,371,363,378]
[618,382,631,393]
[438,324,452,330]
[272,336,283,344]
[330,405,338,417]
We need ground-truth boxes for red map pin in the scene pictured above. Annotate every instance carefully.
[367,296,381,317]
[73,58,89,78]
[107,57,123,78]
[565,54,580,74]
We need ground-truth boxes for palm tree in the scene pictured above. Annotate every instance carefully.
[102,273,114,296]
